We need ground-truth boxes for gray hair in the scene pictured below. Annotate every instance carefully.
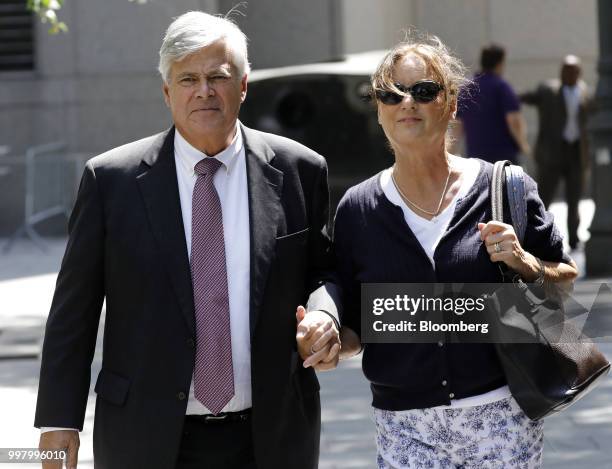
[158,11,251,83]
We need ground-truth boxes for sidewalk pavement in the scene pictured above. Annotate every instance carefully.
[0,200,610,468]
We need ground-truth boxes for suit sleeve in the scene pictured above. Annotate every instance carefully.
[304,157,342,325]
[34,161,106,430]
[519,85,544,106]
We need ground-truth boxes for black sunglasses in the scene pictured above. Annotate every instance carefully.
[375,80,444,105]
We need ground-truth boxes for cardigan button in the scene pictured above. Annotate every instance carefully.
[441,380,448,387]
[437,341,444,347]
[449,393,455,399]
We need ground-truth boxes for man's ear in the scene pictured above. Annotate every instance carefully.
[162,81,171,107]
[240,74,248,103]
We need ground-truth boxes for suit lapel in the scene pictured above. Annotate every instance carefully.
[136,127,196,335]
[241,124,284,338]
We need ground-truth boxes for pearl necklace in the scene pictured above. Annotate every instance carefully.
[391,164,452,217]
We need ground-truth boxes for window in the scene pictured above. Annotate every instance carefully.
[0,0,34,71]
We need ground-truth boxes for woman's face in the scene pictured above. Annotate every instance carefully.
[377,53,454,150]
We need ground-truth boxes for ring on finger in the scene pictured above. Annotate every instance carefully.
[494,242,501,253]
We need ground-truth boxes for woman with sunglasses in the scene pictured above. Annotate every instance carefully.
[321,36,578,468]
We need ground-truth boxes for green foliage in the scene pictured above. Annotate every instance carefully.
[26,0,148,34]
[27,0,67,34]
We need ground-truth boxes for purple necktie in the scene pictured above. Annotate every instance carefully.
[191,157,234,414]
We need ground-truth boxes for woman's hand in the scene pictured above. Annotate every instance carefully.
[478,221,540,280]
[479,221,579,287]
[295,306,340,371]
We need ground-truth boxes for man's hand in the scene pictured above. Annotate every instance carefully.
[39,430,79,469]
[296,306,340,371]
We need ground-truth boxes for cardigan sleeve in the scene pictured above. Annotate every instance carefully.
[522,173,572,264]
[332,193,362,338]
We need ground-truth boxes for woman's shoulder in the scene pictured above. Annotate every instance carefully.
[337,171,385,210]
[463,158,533,186]
[467,157,493,173]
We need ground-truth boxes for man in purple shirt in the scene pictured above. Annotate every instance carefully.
[456,44,530,164]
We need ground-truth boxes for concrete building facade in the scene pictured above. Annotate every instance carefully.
[0,0,599,233]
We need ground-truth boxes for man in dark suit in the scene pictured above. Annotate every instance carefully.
[35,11,340,469]
[520,55,592,250]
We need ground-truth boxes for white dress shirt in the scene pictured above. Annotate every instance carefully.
[562,85,581,143]
[174,125,252,415]
[41,125,251,432]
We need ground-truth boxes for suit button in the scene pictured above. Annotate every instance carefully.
[177,392,187,401]
[437,341,444,347]
[186,338,195,348]
[449,393,455,399]
[441,380,448,387]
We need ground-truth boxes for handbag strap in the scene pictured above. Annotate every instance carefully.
[491,160,527,281]
[506,164,527,245]
[491,160,527,244]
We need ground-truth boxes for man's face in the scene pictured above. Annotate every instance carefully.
[163,41,247,154]
[561,64,581,86]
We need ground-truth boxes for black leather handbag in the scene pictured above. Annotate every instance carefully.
[488,160,610,420]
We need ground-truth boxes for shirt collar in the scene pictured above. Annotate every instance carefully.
[563,84,579,94]
[174,122,243,177]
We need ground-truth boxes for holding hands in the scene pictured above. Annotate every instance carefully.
[295,306,340,371]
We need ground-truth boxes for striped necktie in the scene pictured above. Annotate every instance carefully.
[191,157,234,414]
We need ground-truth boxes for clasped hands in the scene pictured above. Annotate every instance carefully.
[295,306,340,371]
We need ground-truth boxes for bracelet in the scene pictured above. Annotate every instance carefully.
[534,257,545,287]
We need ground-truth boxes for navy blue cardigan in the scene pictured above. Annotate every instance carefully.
[333,159,570,410]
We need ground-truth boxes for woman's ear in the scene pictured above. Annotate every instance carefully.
[450,97,458,120]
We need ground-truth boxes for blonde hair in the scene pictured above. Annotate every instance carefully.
[371,31,470,117]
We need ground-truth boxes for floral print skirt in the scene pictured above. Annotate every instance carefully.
[374,397,543,468]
